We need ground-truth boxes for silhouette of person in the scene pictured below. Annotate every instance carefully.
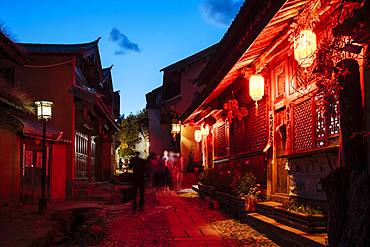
[130,151,147,210]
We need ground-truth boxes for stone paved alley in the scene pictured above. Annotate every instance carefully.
[98,188,278,247]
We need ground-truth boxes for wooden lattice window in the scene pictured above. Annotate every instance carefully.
[315,94,340,147]
[315,95,326,147]
[214,123,227,157]
[273,62,287,101]
[246,99,268,151]
[230,117,246,154]
[75,132,88,178]
[91,137,96,179]
[328,98,340,135]
[229,98,268,154]
[293,99,314,152]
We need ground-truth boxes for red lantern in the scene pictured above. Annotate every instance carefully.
[240,107,249,117]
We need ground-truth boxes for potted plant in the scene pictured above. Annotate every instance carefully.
[244,186,261,212]
[237,173,261,212]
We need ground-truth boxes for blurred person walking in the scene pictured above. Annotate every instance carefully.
[130,151,148,210]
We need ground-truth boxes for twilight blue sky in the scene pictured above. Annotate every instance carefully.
[0,0,243,116]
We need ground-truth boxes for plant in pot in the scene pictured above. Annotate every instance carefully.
[237,172,261,212]
[245,186,261,212]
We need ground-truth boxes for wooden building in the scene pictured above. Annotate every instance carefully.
[146,44,218,164]
[0,31,70,204]
[181,0,369,204]
[15,39,120,197]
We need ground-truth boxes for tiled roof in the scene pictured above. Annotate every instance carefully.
[160,43,219,72]
[102,65,113,79]
[181,0,310,122]
[18,37,101,54]
[0,31,28,65]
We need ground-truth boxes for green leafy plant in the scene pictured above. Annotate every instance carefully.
[200,164,262,197]
[117,109,148,159]
[237,172,260,199]
[283,198,323,215]
[246,186,261,200]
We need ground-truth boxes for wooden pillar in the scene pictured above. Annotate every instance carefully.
[337,59,365,171]
[322,59,366,246]
[365,47,370,174]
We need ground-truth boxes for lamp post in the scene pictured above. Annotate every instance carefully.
[35,101,53,214]
[171,123,181,137]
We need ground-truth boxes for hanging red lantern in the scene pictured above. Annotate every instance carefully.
[231,99,238,109]
[240,107,249,117]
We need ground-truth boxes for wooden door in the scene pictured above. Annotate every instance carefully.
[21,143,50,204]
[275,109,288,194]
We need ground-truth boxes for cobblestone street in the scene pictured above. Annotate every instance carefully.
[99,187,278,247]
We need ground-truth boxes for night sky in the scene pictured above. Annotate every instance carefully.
[0,0,243,116]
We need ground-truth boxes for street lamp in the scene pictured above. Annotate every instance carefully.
[171,123,181,135]
[35,101,53,214]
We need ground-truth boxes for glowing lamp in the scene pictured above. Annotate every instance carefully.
[194,130,202,143]
[249,74,264,103]
[35,101,53,120]
[294,29,317,67]
[171,123,181,135]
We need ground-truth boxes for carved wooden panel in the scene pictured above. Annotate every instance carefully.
[214,123,227,157]
[229,98,268,154]
[293,99,314,152]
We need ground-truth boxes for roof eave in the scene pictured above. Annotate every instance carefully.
[180,0,288,122]
[160,43,219,72]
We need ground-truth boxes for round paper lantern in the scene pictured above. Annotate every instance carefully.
[294,29,317,67]
[249,74,264,102]
[194,130,202,143]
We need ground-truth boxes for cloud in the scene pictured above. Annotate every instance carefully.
[109,27,141,55]
[199,0,243,27]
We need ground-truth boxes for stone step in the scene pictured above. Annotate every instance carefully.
[256,201,282,219]
[243,212,327,247]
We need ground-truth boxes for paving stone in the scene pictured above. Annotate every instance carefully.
[96,175,278,247]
